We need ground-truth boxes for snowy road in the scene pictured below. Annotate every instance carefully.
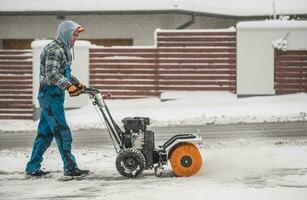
[0,121,306,149]
[0,122,307,200]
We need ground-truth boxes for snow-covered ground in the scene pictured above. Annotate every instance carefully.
[0,91,307,199]
[0,137,307,199]
[1,91,307,132]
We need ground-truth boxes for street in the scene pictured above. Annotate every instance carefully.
[0,121,307,200]
[0,121,306,149]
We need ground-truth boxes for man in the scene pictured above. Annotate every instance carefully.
[25,20,89,180]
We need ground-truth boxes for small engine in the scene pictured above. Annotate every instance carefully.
[122,117,150,132]
[121,117,155,168]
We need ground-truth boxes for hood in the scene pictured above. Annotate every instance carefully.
[56,20,81,49]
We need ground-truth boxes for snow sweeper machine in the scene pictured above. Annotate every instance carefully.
[82,87,203,178]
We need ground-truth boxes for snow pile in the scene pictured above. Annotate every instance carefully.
[1,91,307,132]
[272,32,290,51]
[272,38,288,51]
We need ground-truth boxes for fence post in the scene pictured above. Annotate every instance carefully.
[32,40,51,120]
[65,40,91,108]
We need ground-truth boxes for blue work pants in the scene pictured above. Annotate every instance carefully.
[26,85,77,173]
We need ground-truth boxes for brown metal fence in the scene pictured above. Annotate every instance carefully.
[156,31,236,92]
[275,50,307,94]
[2,31,307,120]
[0,50,33,119]
[89,48,160,98]
[89,30,236,99]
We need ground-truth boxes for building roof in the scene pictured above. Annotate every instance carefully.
[237,20,307,30]
[0,0,306,17]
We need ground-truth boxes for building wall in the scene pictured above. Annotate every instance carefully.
[0,14,238,46]
[236,20,307,96]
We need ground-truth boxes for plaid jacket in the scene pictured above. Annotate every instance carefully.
[39,39,79,90]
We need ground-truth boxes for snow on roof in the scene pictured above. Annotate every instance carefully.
[237,20,307,30]
[0,0,306,17]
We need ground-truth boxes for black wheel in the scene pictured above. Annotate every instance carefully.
[115,148,146,178]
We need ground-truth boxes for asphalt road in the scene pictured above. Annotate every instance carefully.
[0,121,306,150]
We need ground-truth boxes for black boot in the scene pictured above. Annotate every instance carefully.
[25,170,53,179]
[63,168,90,180]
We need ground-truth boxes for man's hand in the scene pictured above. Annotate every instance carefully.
[67,85,81,97]
[74,82,86,91]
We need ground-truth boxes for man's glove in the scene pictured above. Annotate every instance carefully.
[74,82,86,91]
[67,85,81,97]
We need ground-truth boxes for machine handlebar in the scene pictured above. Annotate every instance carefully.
[81,87,112,99]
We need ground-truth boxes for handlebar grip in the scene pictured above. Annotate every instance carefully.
[103,93,112,99]
[81,87,112,99]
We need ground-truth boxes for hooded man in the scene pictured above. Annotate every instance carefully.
[25,20,89,180]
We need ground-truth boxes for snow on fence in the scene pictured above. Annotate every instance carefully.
[89,30,236,99]
[0,50,33,119]
[275,50,307,94]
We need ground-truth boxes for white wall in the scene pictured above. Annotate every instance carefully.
[32,40,90,109]
[0,14,237,46]
[236,20,307,96]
